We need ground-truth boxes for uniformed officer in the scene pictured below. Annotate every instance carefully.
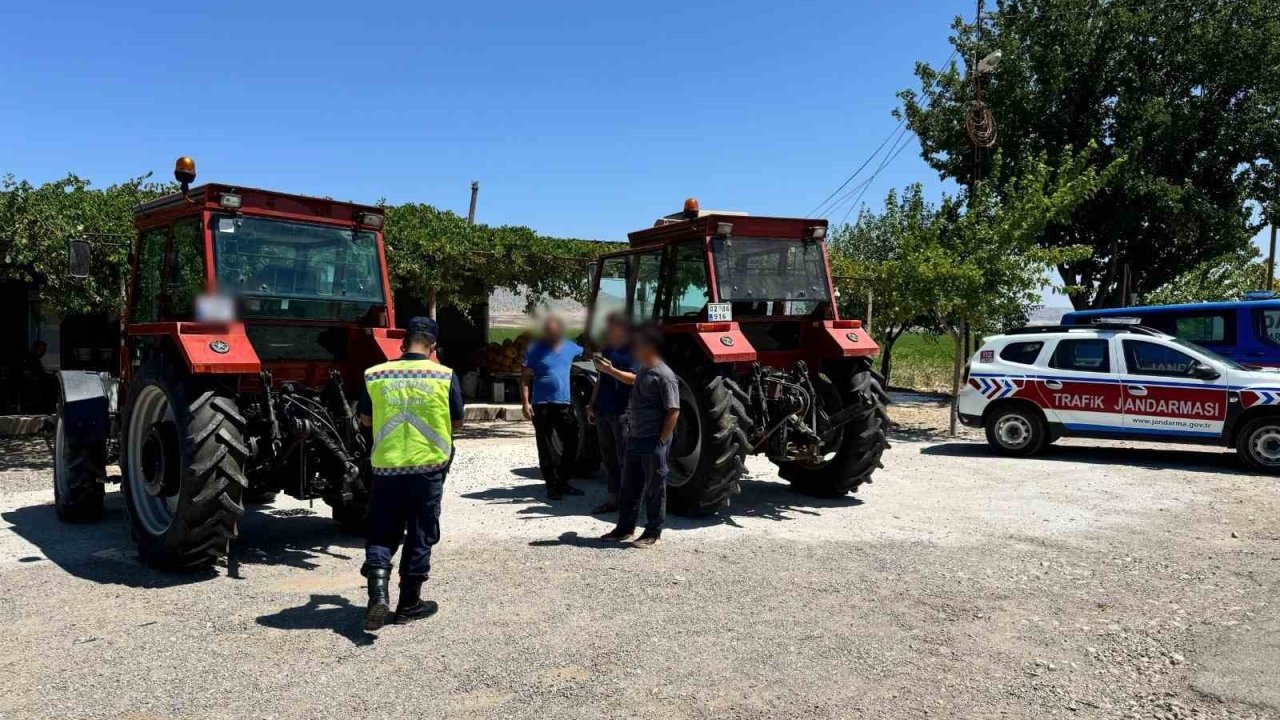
[357,317,464,631]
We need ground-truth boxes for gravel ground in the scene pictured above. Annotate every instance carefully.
[1,396,1278,720]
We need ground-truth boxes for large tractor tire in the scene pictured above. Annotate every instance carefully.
[52,414,106,523]
[778,357,889,497]
[667,374,751,516]
[120,357,249,569]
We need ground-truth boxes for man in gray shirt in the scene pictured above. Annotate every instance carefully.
[597,325,680,547]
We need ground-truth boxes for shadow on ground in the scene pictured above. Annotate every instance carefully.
[2,492,362,588]
[921,440,1254,476]
[463,465,866,536]
[0,437,52,471]
[255,593,375,646]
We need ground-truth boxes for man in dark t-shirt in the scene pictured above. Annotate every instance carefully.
[599,324,679,547]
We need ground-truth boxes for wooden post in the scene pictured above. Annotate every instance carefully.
[865,286,874,333]
[949,320,965,437]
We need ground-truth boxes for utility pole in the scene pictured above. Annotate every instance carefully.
[467,181,479,225]
[1268,220,1277,292]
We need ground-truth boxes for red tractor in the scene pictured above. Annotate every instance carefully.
[53,158,403,568]
[571,199,890,515]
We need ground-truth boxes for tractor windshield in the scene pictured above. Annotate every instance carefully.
[710,237,831,303]
[211,214,385,321]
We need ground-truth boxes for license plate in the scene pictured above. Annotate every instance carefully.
[707,303,732,322]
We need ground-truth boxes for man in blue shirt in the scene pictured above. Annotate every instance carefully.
[587,312,633,514]
[521,315,584,500]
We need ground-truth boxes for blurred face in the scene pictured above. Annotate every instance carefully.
[633,337,659,365]
[543,317,564,342]
[605,318,629,347]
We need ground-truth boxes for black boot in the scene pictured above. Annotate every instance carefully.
[394,577,439,624]
[363,566,391,631]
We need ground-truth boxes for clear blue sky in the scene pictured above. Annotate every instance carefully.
[1,0,961,238]
[2,0,1269,308]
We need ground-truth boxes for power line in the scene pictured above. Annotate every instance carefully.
[840,135,917,226]
[808,47,958,219]
[825,124,912,220]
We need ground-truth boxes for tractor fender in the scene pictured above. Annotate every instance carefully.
[666,323,757,363]
[55,370,112,446]
[813,321,880,358]
[366,327,406,362]
[129,322,261,374]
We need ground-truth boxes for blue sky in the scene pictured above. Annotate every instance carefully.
[1,0,1269,308]
[1,1,960,233]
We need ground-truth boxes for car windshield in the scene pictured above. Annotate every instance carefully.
[211,214,385,321]
[1168,336,1246,370]
[710,237,831,302]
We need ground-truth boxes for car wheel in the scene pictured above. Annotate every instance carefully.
[1236,416,1280,473]
[984,406,1046,457]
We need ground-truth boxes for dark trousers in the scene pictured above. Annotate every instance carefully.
[617,437,669,535]
[532,403,578,489]
[595,411,629,497]
[363,473,445,580]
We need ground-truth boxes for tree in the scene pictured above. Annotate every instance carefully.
[829,184,947,384]
[381,203,619,314]
[1141,246,1275,305]
[0,173,174,316]
[932,149,1111,432]
[899,0,1280,309]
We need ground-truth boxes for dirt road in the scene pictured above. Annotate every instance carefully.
[1,397,1278,719]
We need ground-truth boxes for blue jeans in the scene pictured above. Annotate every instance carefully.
[617,436,669,535]
[363,473,445,580]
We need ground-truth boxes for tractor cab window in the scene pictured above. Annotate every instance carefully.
[631,250,662,324]
[167,217,205,318]
[664,242,710,319]
[132,228,166,323]
[588,255,630,338]
[711,237,830,318]
[211,214,385,321]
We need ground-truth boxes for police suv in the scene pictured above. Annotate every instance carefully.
[957,321,1280,471]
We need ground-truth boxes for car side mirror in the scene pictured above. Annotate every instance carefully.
[1190,362,1219,380]
[68,238,92,278]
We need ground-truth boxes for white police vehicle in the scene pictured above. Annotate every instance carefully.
[957,321,1280,471]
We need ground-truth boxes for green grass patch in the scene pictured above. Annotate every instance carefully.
[885,332,956,393]
[488,325,582,343]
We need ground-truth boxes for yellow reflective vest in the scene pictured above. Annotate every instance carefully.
[365,357,455,476]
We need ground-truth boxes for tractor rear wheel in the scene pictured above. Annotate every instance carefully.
[667,374,750,516]
[52,414,106,523]
[121,358,249,569]
[778,357,889,497]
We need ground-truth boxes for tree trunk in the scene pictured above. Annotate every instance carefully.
[948,322,964,437]
[879,339,895,387]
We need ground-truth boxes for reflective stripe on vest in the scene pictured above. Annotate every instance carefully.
[365,359,454,476]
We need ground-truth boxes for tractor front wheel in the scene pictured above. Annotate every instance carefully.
[52,414,106,523]
[667,374,750,516]
[121,359,249,569]
[778,357,890,497]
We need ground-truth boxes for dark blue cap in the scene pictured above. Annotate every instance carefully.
[406,316,439,338]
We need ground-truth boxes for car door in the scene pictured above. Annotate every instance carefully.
[1040,335,1126,432]
[1118,339,1227,438]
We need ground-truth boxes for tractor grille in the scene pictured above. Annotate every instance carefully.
[738,322,803,352]
[245,325,349,362]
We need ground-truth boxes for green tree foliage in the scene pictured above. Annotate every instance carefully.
[829,184,947,383]
[381,203,616,313]
[899,0,1280,309]
[0,173,175,315]
[1141,246,1275,305]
